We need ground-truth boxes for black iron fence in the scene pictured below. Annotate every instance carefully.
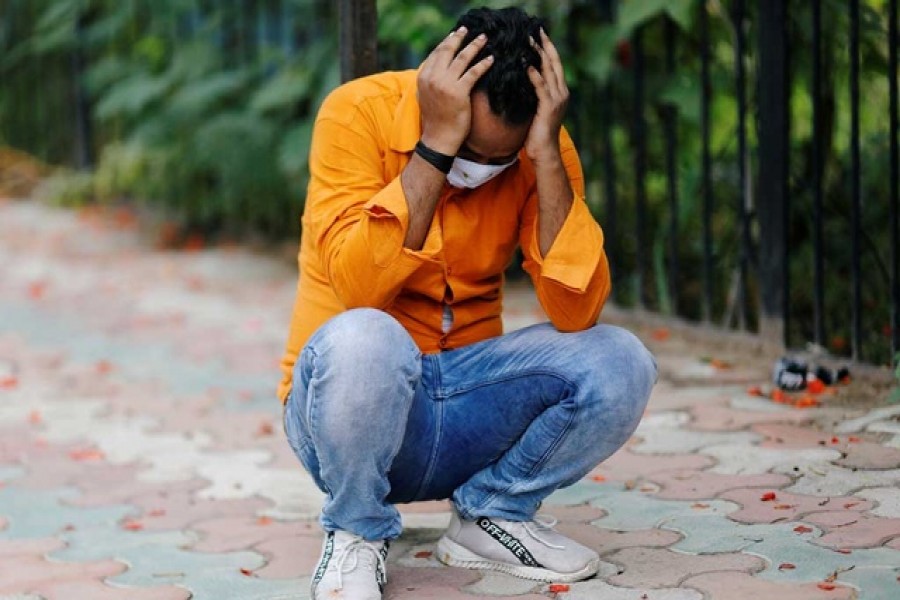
[1,0,898,365]
[582,0,899,366]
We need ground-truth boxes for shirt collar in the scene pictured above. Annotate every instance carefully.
[388,70,422,153]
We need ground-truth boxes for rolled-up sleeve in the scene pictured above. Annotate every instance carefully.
[519,130,612,331]
[306,93,435,309]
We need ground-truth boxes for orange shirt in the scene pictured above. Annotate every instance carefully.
[277,70,611,403]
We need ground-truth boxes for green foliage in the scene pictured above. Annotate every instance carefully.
[1,0,897,363]
[36,170,95,208]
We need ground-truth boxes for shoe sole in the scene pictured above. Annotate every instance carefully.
[435,535,600,583]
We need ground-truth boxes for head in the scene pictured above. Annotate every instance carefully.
[452,7,545,165]
[454,7,545,126]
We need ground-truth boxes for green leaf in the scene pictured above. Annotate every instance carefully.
[169,71,249,117]
[581,26,618,84]
[95,73,172,120]
[616,0,669,37]
[250,68,312,115]
[84,56,133,95]
[658,73,701,125]
[665,0,696,30]
[278,120,314,178]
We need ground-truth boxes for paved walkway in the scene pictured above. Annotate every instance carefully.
[1,198,899,599]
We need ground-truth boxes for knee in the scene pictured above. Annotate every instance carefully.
[580,325,657,430]
[305,308,421,385]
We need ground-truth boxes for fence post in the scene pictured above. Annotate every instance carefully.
[756,0,790,346]
[338,0,378,83]
[72,9,93,170]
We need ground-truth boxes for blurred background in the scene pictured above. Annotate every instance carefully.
[1,0,898,368]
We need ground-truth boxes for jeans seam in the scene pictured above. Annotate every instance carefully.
[411,354,442,500]
[443,369,577,401]
[303,346,332,496]
[412,398,443,501]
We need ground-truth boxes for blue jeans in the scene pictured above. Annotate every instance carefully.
[283,308,656,541]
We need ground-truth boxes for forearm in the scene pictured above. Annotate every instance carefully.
[400,152,447,250]
[534,153,574,257]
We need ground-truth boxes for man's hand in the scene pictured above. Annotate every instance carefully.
[524,28,569,164]
[417,27,494,156]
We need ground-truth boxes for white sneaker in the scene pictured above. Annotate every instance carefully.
[311,530,389,600]
[436,509,599,582]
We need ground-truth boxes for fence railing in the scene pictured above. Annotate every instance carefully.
[2,0,898,365]
[587,0,898,365]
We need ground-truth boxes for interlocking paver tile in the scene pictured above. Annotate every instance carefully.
[556,580,703,600]
[53,526,305,599]
[0,537,63,556]
[646,470,791,500]
[632,412,760,454]
[127,488,271,531]
[700,443,841,475]
[855,487,900,517]
[32,581,190,600]
[586,483,740,530]
[555,524,682,555]
[663,511,900,583]
[776,463,900,496]
[688,403,812,431]
[657,355,762,385]
[834,405,900,434]
[719,488,873,524]
[753,423,900,469]
[0,555,124,595]
[253,535,322,579]
[189,515,309,552]
[804,512,900,548]
[0,487,134,538]
[835,567,900,600]
[382,566,482,599]
[604,547,765,588]
[682,571,856,599]
[5,198,900,598]
[590,449,714,482]
[461,572,543,596]
[643,384,735,412]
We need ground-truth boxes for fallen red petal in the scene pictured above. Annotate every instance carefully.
[548,584,570,593]
[760,492,777,501]
[778,563,796,570]
[793,525,813,533]
[69,448,105,461]
[122,519,144,531]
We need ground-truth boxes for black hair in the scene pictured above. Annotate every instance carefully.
[453,7,546,125]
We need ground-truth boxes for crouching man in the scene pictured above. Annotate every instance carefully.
[278,7,657,599]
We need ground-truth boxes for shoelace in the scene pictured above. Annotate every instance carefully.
[334,538,386,590]
[522,514,566,550]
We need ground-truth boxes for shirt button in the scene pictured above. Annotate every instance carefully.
[446,267,452,275]
[439,337,448,348]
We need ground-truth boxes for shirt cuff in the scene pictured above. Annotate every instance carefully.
[363,176,440,268]
[530,197,604,293]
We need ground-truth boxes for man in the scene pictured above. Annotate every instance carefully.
[279,7,656,599]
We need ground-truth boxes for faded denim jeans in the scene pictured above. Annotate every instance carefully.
[283,308,657,541]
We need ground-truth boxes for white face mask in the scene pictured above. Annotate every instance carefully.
[447,156,517,189]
